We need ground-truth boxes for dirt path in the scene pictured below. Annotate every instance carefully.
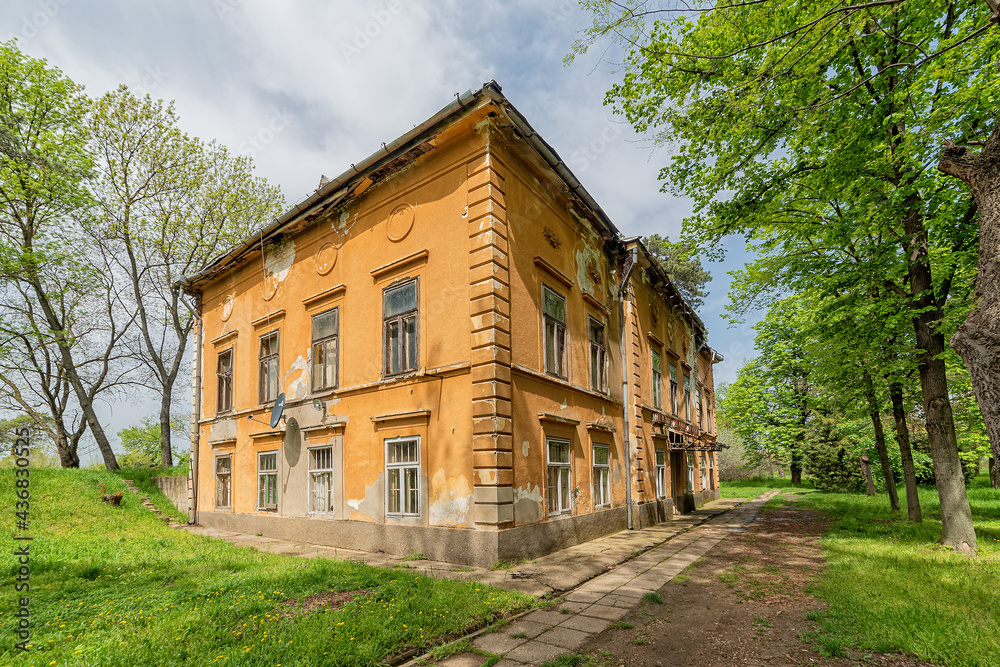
[573,494,934,667]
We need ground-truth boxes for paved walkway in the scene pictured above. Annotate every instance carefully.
[413,489,781,667]
[182,497,747,597]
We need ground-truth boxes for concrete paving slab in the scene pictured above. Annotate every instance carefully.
[563,590,604,604]
[559,614,611,634]
[505,640,564,664]
[579,603,630,620]
[472,632,528,655]
[536,626,590,650]
[503,620,550,640]
[522,609,565,627]
[438,652,488,667]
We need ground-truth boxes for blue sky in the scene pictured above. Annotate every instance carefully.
[3,0,759,462]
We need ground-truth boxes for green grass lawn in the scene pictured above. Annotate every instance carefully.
[792,476,1000,667]
[718,476,802,499]
[1,469,534,666]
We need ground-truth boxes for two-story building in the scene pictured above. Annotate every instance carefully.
[180,81,722,567]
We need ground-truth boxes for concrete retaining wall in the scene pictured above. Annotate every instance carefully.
[153,476,189,514]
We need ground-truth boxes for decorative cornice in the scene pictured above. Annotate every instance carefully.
[370,249,429,280]
[533,256,574,290]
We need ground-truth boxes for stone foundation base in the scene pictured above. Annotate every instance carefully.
[197,498,678,568]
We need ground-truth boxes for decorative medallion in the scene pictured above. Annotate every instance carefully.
[650,305,660,327]
[315,242,338,275]
[386,203,415,242]
[586,260,601,287]
[220,295,234,322]
[542,226,561,250]
[262,273,279,301]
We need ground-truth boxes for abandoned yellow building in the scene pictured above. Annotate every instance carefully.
[180,81,722,567]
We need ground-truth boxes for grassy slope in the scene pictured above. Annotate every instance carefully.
[112,466,189,523]
[0,469,534,666]
[792,477,1000,667]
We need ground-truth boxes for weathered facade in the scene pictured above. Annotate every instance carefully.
[181,82,722,567]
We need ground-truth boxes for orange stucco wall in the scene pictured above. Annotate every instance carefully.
[189,100,720,545]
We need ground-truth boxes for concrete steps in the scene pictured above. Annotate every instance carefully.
[121,480,183,528]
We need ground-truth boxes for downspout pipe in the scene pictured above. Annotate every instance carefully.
[618,247,639,530]
[179,284,202,525]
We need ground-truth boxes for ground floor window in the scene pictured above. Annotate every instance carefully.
[547,438,572,515]
[687,452,695,494]
[386,436,420,516]
[215,455,231,508]
[257,451,278,510]
[700,452,707,490]
[655,449,667,499]
[593,445,610,508]
[309,446,334,513]
[708,452,715,489]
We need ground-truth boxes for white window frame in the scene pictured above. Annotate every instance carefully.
[542,284,567,378]
[385,436,421,517]
[257,450,278,511]
[546,437,572,516]
[308,445,335,514]
[700,452,707,490]
[593,444,610,508]
[651,350,662,409]
[687,452,695,493]
[684,373,692,422]
[669,364,678,415]
[589,317,608,393]
[708,452,715,489]
[311,308,339,391]
[215,454,232,509]
[655,449,667,499]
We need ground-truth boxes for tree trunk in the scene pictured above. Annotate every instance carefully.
[54,429,80,468]
[990,457,999,488]
[939,119,1000,485]
[903,205,976,553]
[860,455,877,495]
[889,382,922,522]
[790,446,802,485]
[159,388,173,468]
[863,372,899,511]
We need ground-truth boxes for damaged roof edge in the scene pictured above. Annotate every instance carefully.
[625,237,708,338]
[181,80,624,290]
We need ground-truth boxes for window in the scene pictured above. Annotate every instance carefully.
[308,446,334,513]
[311,308,339,391]
[593,445,610,508]
[383,279,418,376]
[700,452,707,490]
[217,348,233,413]
[687,452,695,492]
[215,455,231,508]
[257,451,278,510]
[258,332,279,404]
[697,389,703,428]
[669,364,678,415]
[708,452,715,489]
[651,350,662,409]
[546,438,572,515]
[684,373,692,421]
[589,318,607,393]
[386,436,420,516]
[542,285,567,378]
[655,449,667,499]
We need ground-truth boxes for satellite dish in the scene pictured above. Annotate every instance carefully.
[270,393,286,428]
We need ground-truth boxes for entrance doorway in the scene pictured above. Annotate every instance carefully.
[670,451,687,514]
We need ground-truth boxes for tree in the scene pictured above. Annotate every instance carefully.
[643,233,711,309]
[86,87,284,467]
[0,41,127,470]
[573,0,997,553]
[117,416,187,468]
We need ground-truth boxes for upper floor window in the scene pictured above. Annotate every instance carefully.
[697,389,703,428]
[542,285,567,378]
[384,279,418,376]
[651,350,662,409]
[589,318,607,393]
[684,373,692,421]
[258,332,279,404]
[217,348,233,413]
[669,364,678,415]
[312,308,339,391]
